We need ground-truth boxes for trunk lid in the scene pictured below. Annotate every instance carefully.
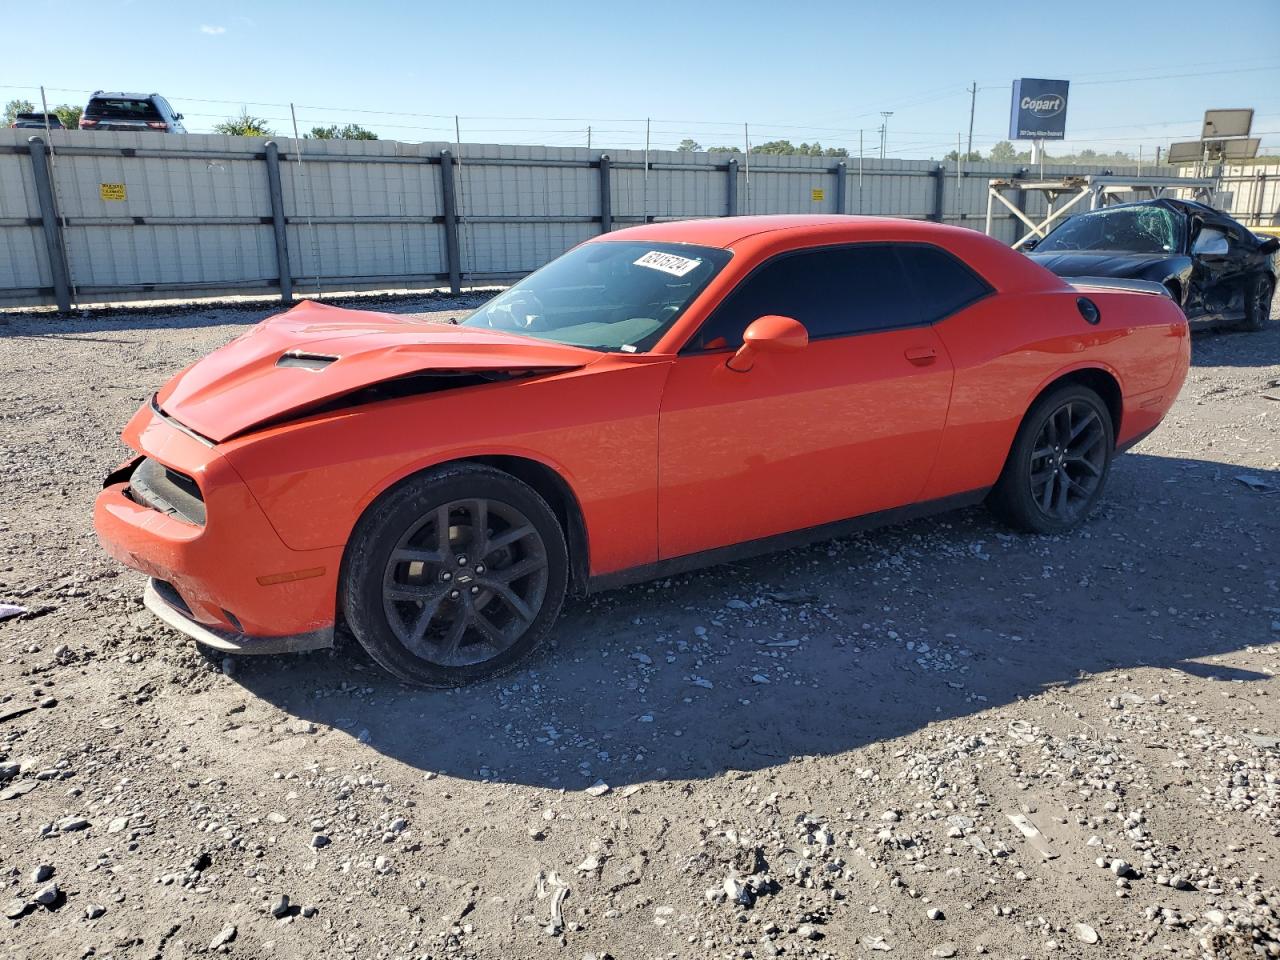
[155,300,598,442]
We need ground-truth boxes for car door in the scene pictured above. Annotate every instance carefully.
[1189,220,1250,319]
[656,243,957,561]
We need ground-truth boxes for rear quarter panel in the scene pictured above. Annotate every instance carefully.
[924,288,1188,500]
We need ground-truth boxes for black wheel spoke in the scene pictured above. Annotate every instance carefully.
[492,554,546,584]
[405,588,449,647]
[436,613,468,663]
[1063,472,1091,495]
[392,547,445,565]
[1067,410,1098,444]
[1039,471,1056,512]
[486,523,534,553]
[1053,470,1070,513]
[468,499,489,557]
[386,582,445,602]
[1066,454,1102,477]
[471,611,512,650]
[434,505,452,553]
[1074,430,1104,457]
[483,579,536,623]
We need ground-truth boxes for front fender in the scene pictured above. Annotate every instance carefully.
[219,359,669,576]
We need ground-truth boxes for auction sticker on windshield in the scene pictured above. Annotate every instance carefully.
[633,250,702,277]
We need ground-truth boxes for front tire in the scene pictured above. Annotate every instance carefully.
[987,384,1114,535]
[1238,275,1274,332]
[341,464,568,687]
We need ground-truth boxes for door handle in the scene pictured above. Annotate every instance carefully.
[904,346,937,365]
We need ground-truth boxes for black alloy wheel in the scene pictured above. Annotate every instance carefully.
[342,464,568,686]
[987,384,1114,535]
[382,497,548,667]
[1026,400,1108,524]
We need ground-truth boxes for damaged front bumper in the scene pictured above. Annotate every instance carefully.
[144,579,332,654]
[94,404,342,654]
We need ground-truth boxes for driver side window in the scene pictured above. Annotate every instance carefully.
[689,245,914,351]
[1192,226,1230,256]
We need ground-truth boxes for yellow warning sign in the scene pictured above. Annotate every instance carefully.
[810,188,825,202]
[100,183,126,201]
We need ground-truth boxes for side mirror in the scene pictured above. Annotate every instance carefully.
[726,315,808,372]
[1259,236,1280,255]
[1192,227,1229,258]
[1022,237,1039,251]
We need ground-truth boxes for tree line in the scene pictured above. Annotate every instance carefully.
[210,110,378,140]
[2,100,1152,162]
[3,98,82,129]
[677,138,849,157]
[944,141,1141,165]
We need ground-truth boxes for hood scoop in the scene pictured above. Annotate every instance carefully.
[276,351,338,371]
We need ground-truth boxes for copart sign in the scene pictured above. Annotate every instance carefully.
[1009,78,1069,140]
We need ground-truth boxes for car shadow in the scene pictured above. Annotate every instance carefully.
[229,452,1279,790]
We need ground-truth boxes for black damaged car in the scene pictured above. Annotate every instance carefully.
[1026,199,1277,330]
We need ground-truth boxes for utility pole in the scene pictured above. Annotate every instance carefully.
[587,125,591,149]
[643,118,650,223]
[966,82,977,159]
[879,112,893,160]
[858,129,864,213]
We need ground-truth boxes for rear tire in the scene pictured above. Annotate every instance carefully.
[987,384,1114,535]
[1238,275,1274,332]
[341,463,568,687]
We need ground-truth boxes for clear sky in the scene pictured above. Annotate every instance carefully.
[8,0,1280,158]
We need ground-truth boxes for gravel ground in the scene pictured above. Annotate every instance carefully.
[0,293,1278,960]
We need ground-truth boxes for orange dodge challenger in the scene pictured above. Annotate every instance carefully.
[95,215,1190,686]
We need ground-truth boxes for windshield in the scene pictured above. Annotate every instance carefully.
[462,241,732,352]
[1036,206,1183,255]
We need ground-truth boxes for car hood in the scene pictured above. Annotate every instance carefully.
[1026,250,1180,278]
[155,300,599,442]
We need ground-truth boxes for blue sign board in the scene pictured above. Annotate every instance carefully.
[1009,78,1069,140]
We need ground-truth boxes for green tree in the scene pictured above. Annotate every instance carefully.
[676,138,702,152]
[53,104,82,130]
[944,149,983,162]
[989,140,1017,162]
[3,98,35,125]
[747,139,848,158]
[307,123,378,140]
[752,139,798,155]
[213,109,275,137]
[707,145,741,153]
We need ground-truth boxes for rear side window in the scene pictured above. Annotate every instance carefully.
[897,246,993,322]
[87,98,162,120]
[691,245,916,350]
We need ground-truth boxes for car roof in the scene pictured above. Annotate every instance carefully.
[90,92,161,100]
[596,214,983,250]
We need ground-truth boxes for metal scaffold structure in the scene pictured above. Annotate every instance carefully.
[985,174,1219,249]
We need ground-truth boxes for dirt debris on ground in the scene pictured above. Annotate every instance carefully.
[0,295,1278,959]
